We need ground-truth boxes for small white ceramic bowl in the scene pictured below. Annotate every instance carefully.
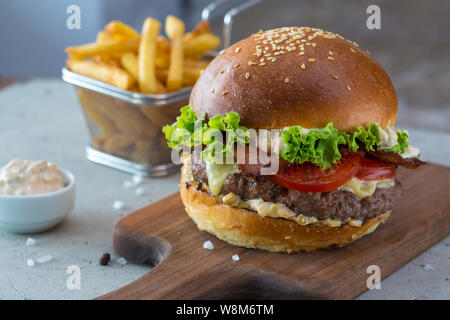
[0,168,76,233]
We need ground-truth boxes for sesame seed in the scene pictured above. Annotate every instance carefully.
[299,52,304,56]
[312,43,316,47]
[235,47,241,53]
[332,75,338,79]
[350,48,355,53]
[301,63,306,70]
[259,62,266,66]
[285,77,289,83]
[329,51,333,55]
[245,72,250,79]
[248,61,257,66]
[220,50,225,55]
[328,56,335,61]
[346,85,352,90]
[308,58,316,63]
[234,64,240,68]
[220,67,225,73]
[222,90,228,95]
[211,88,215,93]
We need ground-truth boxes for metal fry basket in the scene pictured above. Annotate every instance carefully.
[63,68,195,176]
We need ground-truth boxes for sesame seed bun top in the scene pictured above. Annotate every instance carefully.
[189,26,398,131]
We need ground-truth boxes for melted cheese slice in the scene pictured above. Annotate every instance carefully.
[339,177,395,198]
[205,161,238,196]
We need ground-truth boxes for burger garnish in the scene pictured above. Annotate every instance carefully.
[163,26,425,253]
[163,106,414,171]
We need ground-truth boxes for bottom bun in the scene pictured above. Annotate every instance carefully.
[180,174,391,253]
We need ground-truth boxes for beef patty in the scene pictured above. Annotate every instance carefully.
[190,162,403,222]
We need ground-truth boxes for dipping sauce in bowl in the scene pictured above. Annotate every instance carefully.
[0,159,66,196]
[0,159,75,233]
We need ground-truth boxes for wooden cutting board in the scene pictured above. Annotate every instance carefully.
[100,163,450,299]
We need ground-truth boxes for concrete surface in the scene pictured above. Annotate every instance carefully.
[0,79,448,300]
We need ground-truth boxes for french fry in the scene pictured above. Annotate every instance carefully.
[155,66,203,86]
[94,31,123,65]
[92,135,111,150]
[67,59,135,90]
[165,15,185,92]
[183,33,220,60]
[157,36,171,53]
[66,18,219,95]
[103,133,135,153]
[192,20,211,36]
[139,18,163,94]
[129,140,153,163]
[83,90,157,138]
[77,90,118,136]
[66,37,139,60]
[96,31,114,43]
[155,52,170,69]
[183,59,210,69]
[120,52,139,79]
[182,20,211,43]
[105,20,140,38]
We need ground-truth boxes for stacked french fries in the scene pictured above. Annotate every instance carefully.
[65,16,220,93]
[66,17,220,164]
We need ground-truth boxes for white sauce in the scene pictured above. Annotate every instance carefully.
[378,127,398,149]
[400,145,421,159]
[0,159,65,195]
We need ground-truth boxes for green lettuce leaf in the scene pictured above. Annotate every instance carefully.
[163,106,248,162]
[281,123,347,169]
[163,106,411,169]
[344,123,380,152]
[388,131,409,153]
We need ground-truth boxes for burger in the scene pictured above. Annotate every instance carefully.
[163,27,425,253]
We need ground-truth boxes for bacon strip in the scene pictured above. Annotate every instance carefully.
[367,150,425,169]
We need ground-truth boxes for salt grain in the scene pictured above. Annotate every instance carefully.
[132,175,143,185]
[116,257,127,266]
[26,237,36,246]
[26,258,34,267]
[423,264,433,271]
[36,255,52,264]
[135,187,145,196]
[203,240,214,250]
[113,200,124,210]
[232,254,240,261]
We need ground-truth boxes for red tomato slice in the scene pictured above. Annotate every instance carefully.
[356,157,397,181]
[268,154,361,192]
